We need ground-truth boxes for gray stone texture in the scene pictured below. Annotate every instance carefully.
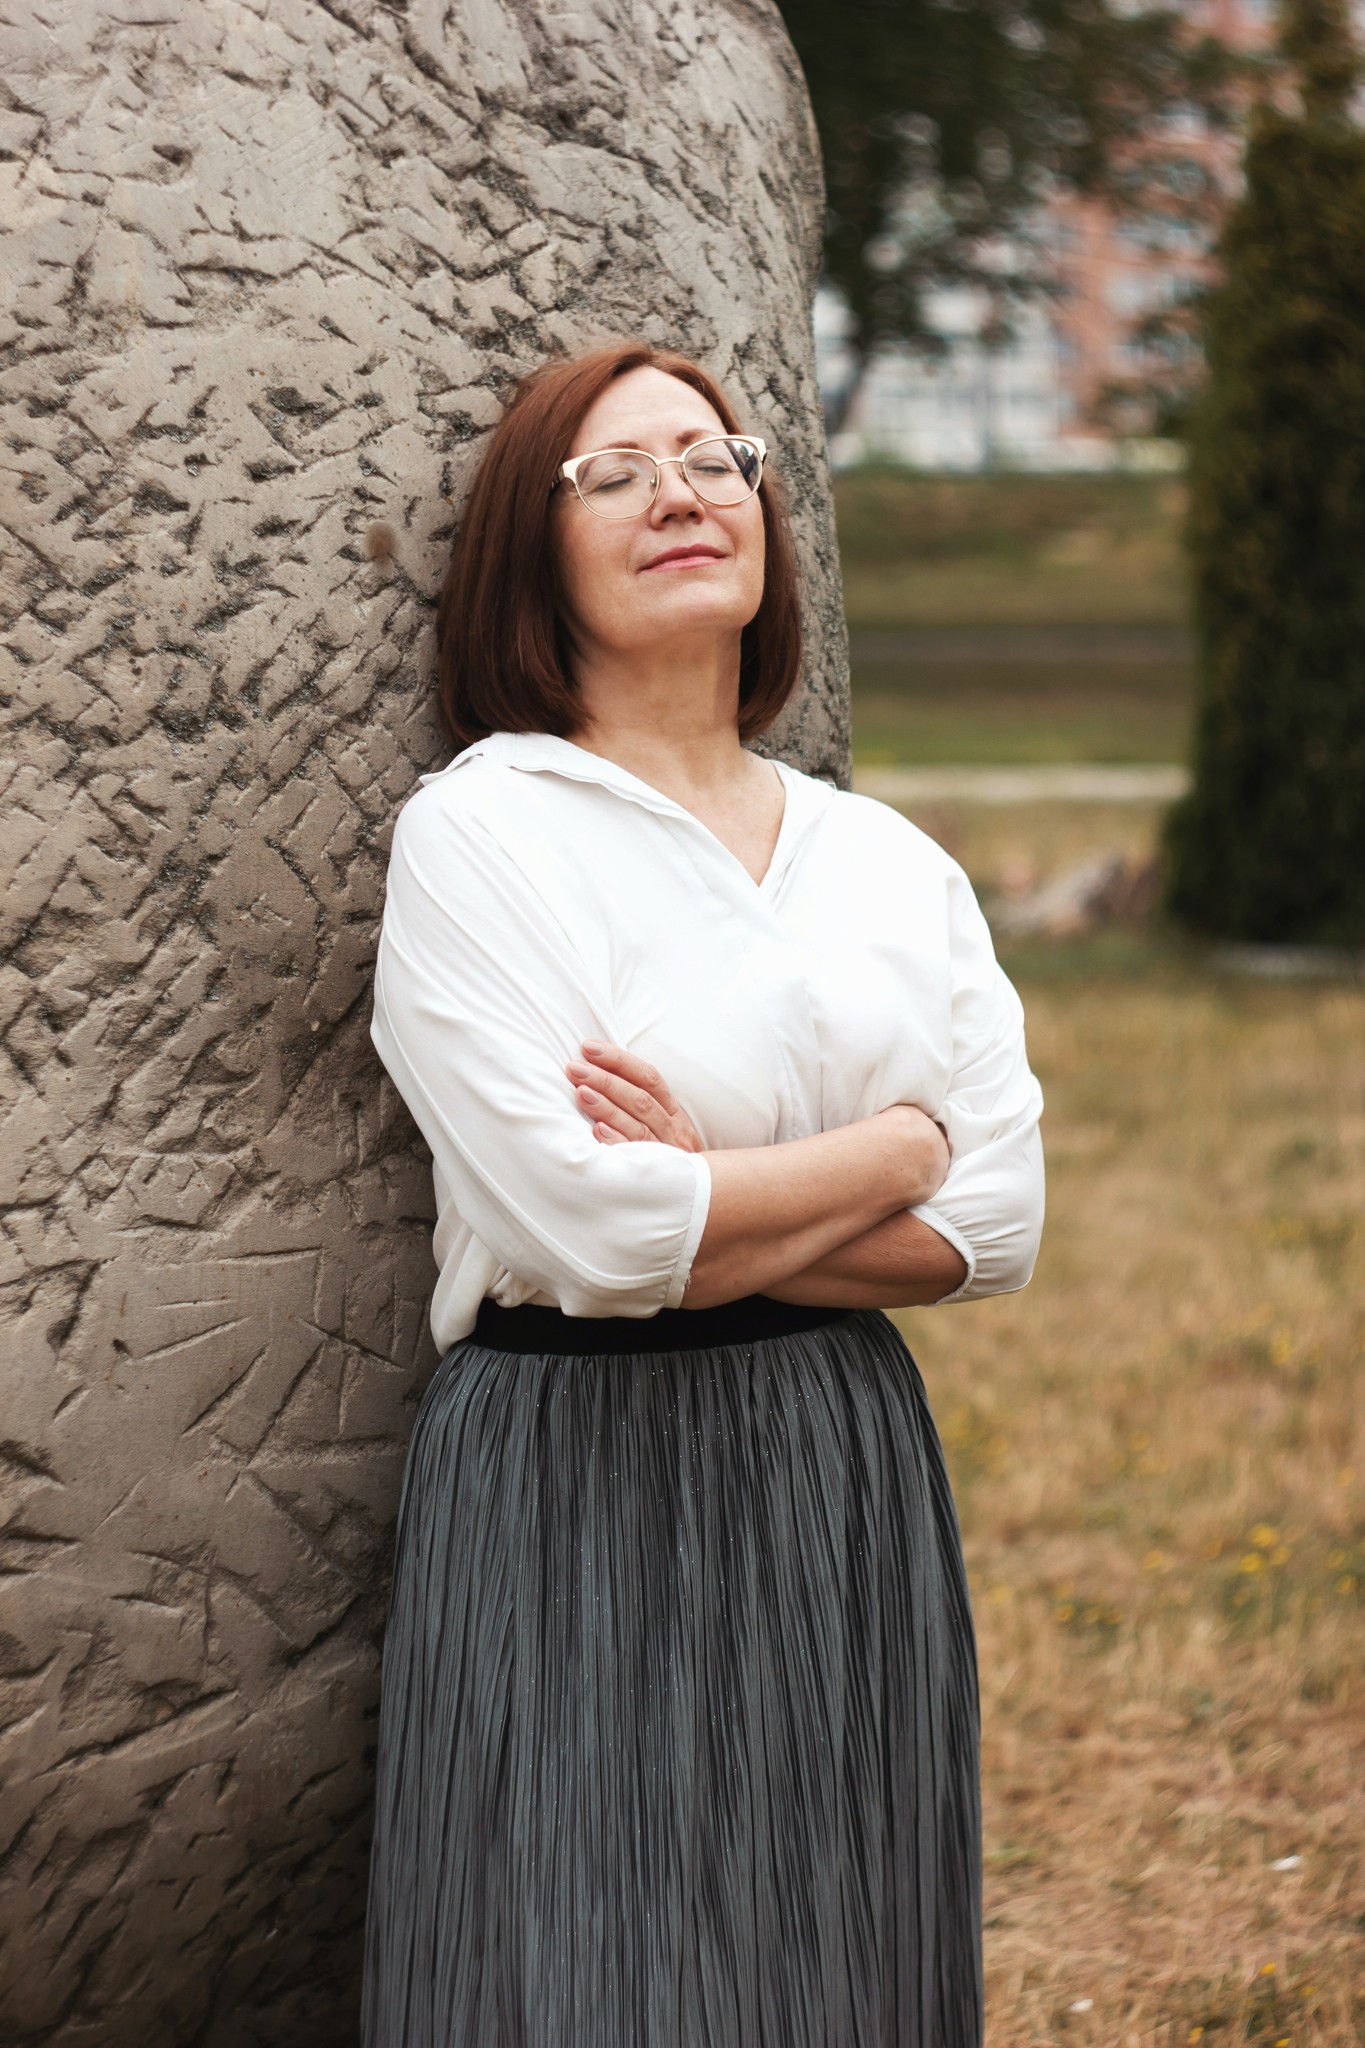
[0,0,847,2038]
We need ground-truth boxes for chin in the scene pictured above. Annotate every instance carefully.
[645,587,757,635]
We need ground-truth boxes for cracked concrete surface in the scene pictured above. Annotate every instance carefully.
[0,0,847,2039]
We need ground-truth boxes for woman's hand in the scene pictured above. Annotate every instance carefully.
[564,1040,704,1151]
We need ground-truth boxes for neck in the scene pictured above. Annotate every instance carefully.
[566,631,751,794]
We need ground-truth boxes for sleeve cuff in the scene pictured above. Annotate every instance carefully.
[663,1151,713,1310]
[907,1200,977,1304]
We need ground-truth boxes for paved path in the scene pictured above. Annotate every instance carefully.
[852,763,1192,804]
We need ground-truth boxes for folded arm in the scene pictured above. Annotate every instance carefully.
[907,859,1045,1303]
[374,793,956,1319]
[759,1207,969,1309]
[372,799,712,1318]
[659,854,1043,1313]
[566,1038,962,1310]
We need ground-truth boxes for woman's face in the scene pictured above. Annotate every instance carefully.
[550,365,767,669]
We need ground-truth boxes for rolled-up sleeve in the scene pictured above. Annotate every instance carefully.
[371,791,712,1318]
[910,858,1045,1301]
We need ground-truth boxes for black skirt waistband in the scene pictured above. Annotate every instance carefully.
[467,1292,854,1356]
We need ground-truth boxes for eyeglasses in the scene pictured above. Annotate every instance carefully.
[555,435,767,520]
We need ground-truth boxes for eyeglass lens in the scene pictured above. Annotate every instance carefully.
[574,438,762,517]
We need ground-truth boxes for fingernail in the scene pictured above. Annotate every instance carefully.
[577,1085,600,1103]
[582,1039,606,1057]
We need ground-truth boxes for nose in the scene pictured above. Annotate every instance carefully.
[649,456,704,521]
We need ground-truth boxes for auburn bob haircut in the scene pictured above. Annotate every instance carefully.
[434,340,804,751]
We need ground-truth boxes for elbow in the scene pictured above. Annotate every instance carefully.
[545,1147,713,1320]
[503,1226,695,1322]
[971,1187,1046,1301]
[978,1128,1046,1299]
[990,1234,1042,1300]
[924,1153,1045,1305]
[947,1231,1041,1304]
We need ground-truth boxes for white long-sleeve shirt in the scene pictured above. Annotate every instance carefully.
[371,729,1045,1352]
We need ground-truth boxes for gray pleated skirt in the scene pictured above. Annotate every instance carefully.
[360,1294,983,2048]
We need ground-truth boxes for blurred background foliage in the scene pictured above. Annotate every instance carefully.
[779,0,1365,952]
[779,0,1249,433]
[1165,0,1365,944]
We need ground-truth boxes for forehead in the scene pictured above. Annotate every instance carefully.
[571,365,726,453]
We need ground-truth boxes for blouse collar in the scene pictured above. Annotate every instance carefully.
[419,729,836,892]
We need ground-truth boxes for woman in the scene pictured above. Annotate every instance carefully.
[361,338,1044,2048]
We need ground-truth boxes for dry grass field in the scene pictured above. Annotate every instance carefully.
[898,943,1364,2047]
[838,471,1361,2043]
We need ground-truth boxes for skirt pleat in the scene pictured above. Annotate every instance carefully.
[360,1307,983,2048]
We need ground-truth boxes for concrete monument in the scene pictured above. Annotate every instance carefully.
[0,0,847,2037]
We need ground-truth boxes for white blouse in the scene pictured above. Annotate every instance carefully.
[371,729,1045,1352]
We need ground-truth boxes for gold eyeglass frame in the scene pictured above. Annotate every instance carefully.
[554,435,768,518]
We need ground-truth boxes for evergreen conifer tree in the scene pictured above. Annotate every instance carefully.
[1163,0,1365,945]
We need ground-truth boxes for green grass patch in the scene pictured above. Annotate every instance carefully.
[851,661,1194,765]
[835,466,1191,628]
[834,469,1196,761]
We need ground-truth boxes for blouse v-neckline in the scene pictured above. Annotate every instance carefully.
[432,731,820,898]
[566,746,792,892]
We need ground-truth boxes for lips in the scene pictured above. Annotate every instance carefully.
[641,547,727,570]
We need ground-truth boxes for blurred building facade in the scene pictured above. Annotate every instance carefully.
[818,0,1275,471]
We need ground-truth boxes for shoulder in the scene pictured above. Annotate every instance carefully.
[379,749,570,956]
[798,776,993,951]
[810,776,965,885]
[387,742,526,872]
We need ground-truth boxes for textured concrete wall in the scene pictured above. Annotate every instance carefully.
[0,0,846,2040]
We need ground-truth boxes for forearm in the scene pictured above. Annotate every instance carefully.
[683,1106,946,1311]
[759,1208,969,1310]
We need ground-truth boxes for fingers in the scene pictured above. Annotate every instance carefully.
[580,1039,679,1114]
[575,1086,654,1141]
[564,1055,659,1141]
[582,1040,707,1156]
[565,1043,673,1140]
